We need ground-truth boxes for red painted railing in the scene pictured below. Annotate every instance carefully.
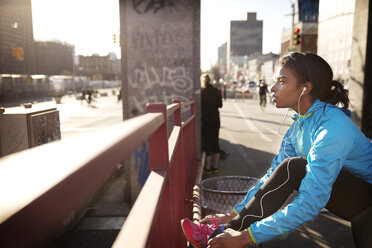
[113,100,199,247]
[0,100,199,247]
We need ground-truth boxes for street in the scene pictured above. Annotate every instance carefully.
[3,89,123,141]
[218,97,293,179]
[58,92,123,140]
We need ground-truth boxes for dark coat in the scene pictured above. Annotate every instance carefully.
[201,83,222,126]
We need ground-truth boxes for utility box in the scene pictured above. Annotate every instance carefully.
[0,107,61,157]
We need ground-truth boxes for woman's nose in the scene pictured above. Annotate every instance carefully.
[270,83,277,92]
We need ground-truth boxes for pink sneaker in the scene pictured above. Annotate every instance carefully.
[180,218,220,248]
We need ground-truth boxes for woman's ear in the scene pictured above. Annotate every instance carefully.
[303,82,313,94]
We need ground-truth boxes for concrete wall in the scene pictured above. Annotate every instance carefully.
[317,0,355,84]
[349,0,369,128]
[119,0,200,203]
[360,0,372,137]
[120,0,200,117]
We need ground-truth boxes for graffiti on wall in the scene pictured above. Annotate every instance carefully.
[129,27,191,61]
[131,28,185,50]
[125,0,198,190]
[129,64,192,114]
[134,141,150,186]
[132,0,175,14]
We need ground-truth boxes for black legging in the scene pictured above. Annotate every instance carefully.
[201,123,220,156]
[225,157,372,246]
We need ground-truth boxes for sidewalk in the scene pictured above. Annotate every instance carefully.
[201,98,355,248]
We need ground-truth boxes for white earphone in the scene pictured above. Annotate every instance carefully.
[299,87,307,97]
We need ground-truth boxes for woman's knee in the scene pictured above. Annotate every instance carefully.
[274,157,307,184]
[277,157,306,172]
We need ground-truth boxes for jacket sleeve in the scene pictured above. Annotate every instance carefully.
[233,124,298,213]
[250,119,353,243]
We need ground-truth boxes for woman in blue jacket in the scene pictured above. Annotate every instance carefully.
[181,52,372,248]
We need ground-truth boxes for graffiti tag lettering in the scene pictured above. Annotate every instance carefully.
[131,29,184,49]
[128,64,192,113]
[132,0,175,14]
[134,141,150,186]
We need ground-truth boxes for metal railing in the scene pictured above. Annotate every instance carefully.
[0,99,199,247]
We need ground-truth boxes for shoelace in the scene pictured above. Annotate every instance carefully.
[210,218,218,229]
[200,217,218,236]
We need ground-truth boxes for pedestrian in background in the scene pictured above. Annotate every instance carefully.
[117,88,122,101]
[81,88,86,105]
[220,79,227,101]
[259,80,268,109]
[201,74,223,174]
[182,52,372,248]
[87,89,92,104]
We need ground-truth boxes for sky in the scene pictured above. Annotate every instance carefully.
[31,0,292,70]
[31,0,121,58]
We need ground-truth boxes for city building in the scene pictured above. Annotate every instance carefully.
[247,53,279,82]
[349,0,370,132]
[217,42,227,75]
[294,0,319,23]
[262,59,279,86]
[280,0,319,56]
[227,12,263,73]
[34,41,74,75]
[0,0,35,74]
[227,52,278,84]
[317,0,355,88]
[77,53,120,80]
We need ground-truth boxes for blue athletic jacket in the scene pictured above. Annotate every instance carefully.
[234,99,372,243]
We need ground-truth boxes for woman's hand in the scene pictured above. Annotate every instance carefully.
[207,228,253,248]
[199,212,237,225]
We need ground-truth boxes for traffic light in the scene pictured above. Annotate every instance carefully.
[112,34,117,43]
[293,28,301,45]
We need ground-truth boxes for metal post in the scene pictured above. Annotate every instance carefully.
[291,3,295,49]
[146,103,172,247]
[172,100,187,247]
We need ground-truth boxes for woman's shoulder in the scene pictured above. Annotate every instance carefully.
[325,105,352,122]
[311,104,361,137]
[312,102,350,120]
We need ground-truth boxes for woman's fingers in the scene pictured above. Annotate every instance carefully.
[199,215,214,223]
